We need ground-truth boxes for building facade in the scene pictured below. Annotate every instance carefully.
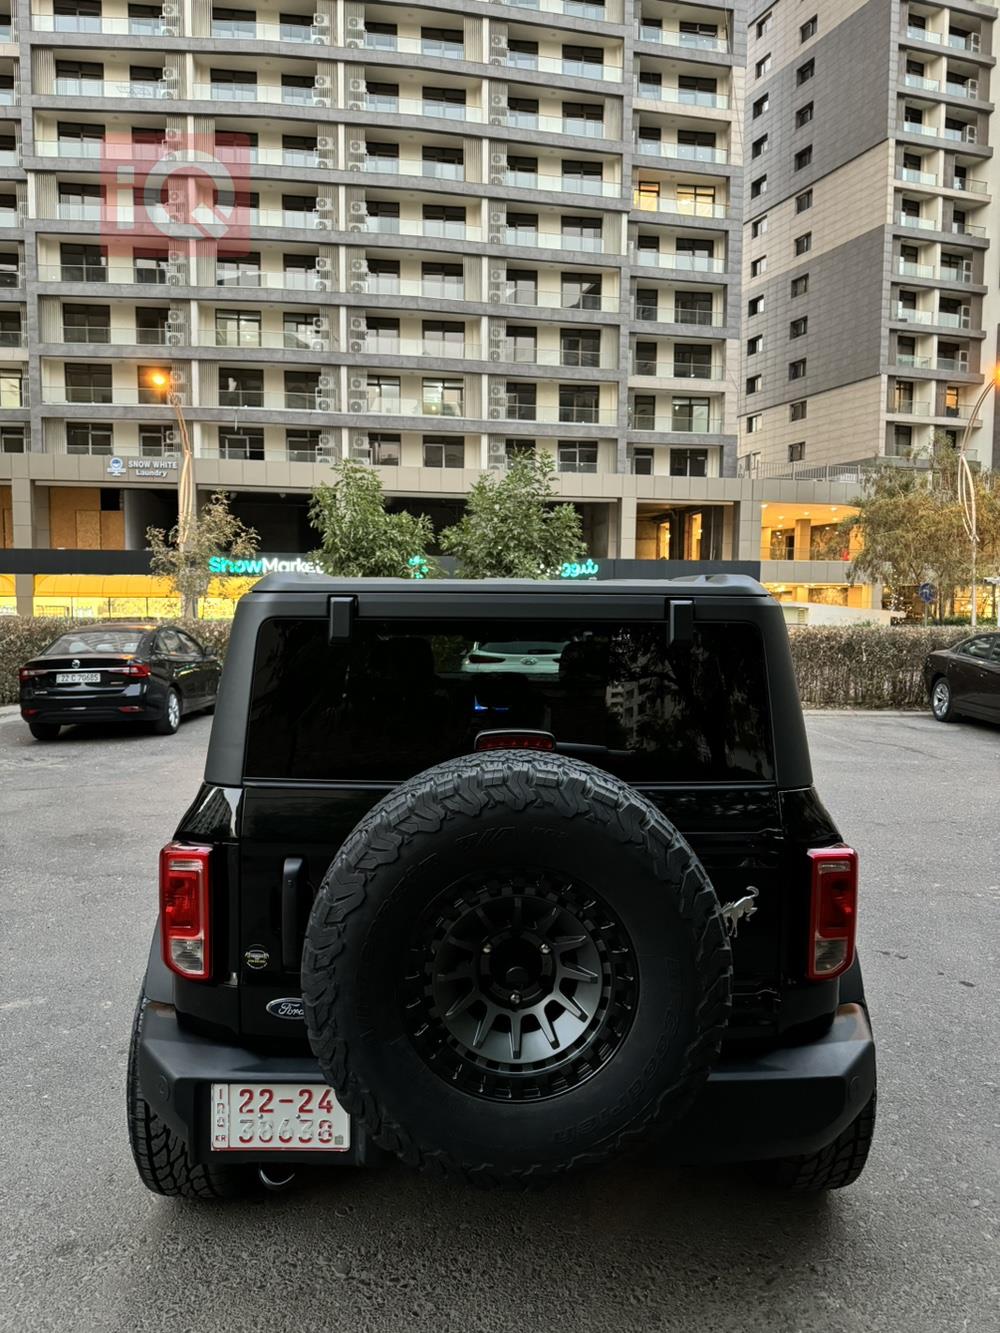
[739,0,1000,476]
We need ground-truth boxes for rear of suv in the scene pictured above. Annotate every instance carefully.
[128,575,876,1198]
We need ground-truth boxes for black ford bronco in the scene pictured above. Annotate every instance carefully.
[128,575,876,1198]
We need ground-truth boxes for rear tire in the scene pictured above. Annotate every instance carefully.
[754,1093,876,1193]
[154,688,182,735]
[930,676,958,723]
[28,722,61,741]
[126,994,251,1200]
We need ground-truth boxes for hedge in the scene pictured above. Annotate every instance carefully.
[0,616,979,710]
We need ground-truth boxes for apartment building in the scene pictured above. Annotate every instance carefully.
[739,0,1000,476]
[0,0,770,610]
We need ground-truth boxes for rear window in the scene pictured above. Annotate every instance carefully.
[45,629,143,655]
[245,618,774,784]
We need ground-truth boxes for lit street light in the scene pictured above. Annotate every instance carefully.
[147,369,197,619]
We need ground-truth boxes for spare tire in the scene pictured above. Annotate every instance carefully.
[301,751,731,1185]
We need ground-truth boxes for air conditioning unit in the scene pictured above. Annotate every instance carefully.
[166,330,184,347]
[166,272,183,286]
[491,152,506,168]
[314,74,332,90]
[167,248,183,263]
[313,277,330,291]
[310,337,327,351]
[161,148,177,161]
[490,93,506,108]
[313,95,330,108]
[349,200,366,215]
[318,135,334,151]
[349,139,364,153]
[312,314,328,330]
[315,256,331,271]
[167,308,184,324]
[349,375,365,391]
[349,78,365,93]
[160,25,178,39]
[169,368,185,386]
[318,374,334,390]
[165,428,179,445]
[315,196,333,212]
[165,126,181,141]
[345,14,363,30]
[346,36,362,48]
[161,66,178,82]
[349,314,366,331]
[488,405,502,419]
[316,396,333,411]
[349,338,364,352]
[318,431,334,448]
[314,217,331,230]
[489,269,504,283]
[489,348,502,361]
[312,12,330,26]
[349,279,366,292]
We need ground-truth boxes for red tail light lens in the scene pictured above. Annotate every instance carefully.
[19,667,48,681]
[806,847,858,981]
[475,730,556,752]
[159,843,212,980]
[109,662,150,678]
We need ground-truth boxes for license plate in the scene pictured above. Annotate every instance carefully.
[210,1082,350,1153]
[55,672,100,684]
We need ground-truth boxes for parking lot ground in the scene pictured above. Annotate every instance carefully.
[1,709,998,1333]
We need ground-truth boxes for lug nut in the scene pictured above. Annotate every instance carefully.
[540,944,551,955]
[510,991,521,1005]
[482,942,492,954]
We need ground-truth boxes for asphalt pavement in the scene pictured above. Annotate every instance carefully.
[1,707,998,1333]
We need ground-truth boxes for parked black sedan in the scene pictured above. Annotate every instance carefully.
[924,632,1000,724]
[18,622,221,741]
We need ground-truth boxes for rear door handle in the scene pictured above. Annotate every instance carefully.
[281,856,307,972]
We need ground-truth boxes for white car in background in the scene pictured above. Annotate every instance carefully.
[460,640,569,674]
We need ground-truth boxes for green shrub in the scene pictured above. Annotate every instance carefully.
[0,617,979,712]
[0,618,233,707]
[788,625,971,708]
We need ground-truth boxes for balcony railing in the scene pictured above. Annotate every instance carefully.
[904,74,940,91]
[361,95,486,122]
[635,82,730,110]
[360,217,481,241]
[52,77,171,98]
[952,221,988,236]
[498,345,610,368]
[362,156,465,180]
[191,82,334,106]
[360,276,464,300]
[897,259,938,279]
[360,338,480,359]
[216,389,334,410]
[632,250,726,273]
[636,24,728,52]
[899,166,938,185]
[505,170,619,198]
[501,110,606,138]
[942,125,978,142]
[953,177,989,193]
[630,359,724,379]
[501,284,619,312]
[208,19,317,42]
[505,230,605,253]
[629,412,721,433]
[504,52,623,82]
[48,386,173,406]
[366,397,467,417]
[32,12,173,32]
[889,400,932,415]
[894,305,934,323]
[905,26,982,52]
[896,212,939,230]
[633,194,728,218]
[634,139,729,164]
[211,330,335,350]
[945,80,979,99]
[361,31,464,58]
[59,324,170,345]
[935,309,972,328]
[504,0,608,17]
[498,405,618,424]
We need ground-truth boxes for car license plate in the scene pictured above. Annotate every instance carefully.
[210,1082,350,1152]
[55,671,100,684]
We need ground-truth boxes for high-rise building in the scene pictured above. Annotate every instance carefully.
[739,0,998,476]
[0,0,765,612]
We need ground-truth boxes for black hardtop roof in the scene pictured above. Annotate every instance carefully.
[249,573,770,598]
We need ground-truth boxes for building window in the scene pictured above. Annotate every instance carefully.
[504,438,536,465]
[0,425,25,453]
[369,432,401,465]
[789,358,807,380]
[795,232,812,255]
[751,215,768,237]
[422,435,464,468]
[791,274,809,297]
[746,413,762,433]
[796,189,813,213]
[751,256,767,277]
[750,175,767,199]
[794,146,813,171]
[557,441,598,473]
[139,424,172,456]
[788,441,806,462]
[219,427,264,461]
[66,422,113,455]
[755,54,772,79]
[752,134,768,159]
[790,400,808,421]
[423,378,464,417]
[632,447,654,475]
[797,58,815,85]
[286,428,323,462]
[800,15,817,41]
[669,448,708,477]
[796,102,814,128]
[747,335,763,355]
[790,317,808,338]
[753,93,769,118]
[746,375,762,393]
[748,295,764,317]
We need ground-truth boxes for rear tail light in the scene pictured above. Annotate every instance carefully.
[806,847,858,981]
[475,730,556,752]
[159,843,212,980]
[108,662,150,678]
[466,653,505,664]
[19,667,48,681]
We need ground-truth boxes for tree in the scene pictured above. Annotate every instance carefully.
[439,451,586,579]
[843,439,1000,615]
[147,489,258,619]
[309,457,435,577]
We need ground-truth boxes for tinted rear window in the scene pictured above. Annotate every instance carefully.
[245,618,773,783]
[45,629,144,655]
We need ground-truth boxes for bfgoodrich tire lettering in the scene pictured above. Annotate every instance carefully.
[302,752,732,1186]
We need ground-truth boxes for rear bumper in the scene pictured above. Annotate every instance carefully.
[136,1000,875,1168]
[21,689,165,725]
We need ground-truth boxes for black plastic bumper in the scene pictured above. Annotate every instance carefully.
[136,999,875,1169]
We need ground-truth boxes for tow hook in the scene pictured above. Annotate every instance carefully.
[258,1165,297,1192]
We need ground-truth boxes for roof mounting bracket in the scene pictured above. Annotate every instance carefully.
[668,599,695,643]
[328,596,356,642]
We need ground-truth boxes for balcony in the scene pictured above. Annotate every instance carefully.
[905,27,982,53]
[896,212,939,230]
[505,230,605,254]
[935,309,972,328]
[363,156,464,180]
[942,125,978,143]
[635,82,730,110]
[952,221,988,237]
[217,389,331,411]
[498,344,612,368]
[630,357,724,379]
[632,250,726,273]
[46,386,171,406]
[953,176,989,193]
[360,217,481,241]
[904,74,940,92]
[210,330,335,351]
[945,80,979,99]
[362,95,486,123]
[506,170,619,198]
[32,12,171,32]
[634,139,729,165]
[360,276,465,300]
[208,19,319,42]
[636,24,728,53]
[191,82,328,106]
[894,305,934,323]
[503,0,608,16]
[361,31,464,59]
[899,166,938,185]
[629,411,721,433]
[501,284,619,312]
[51,78,171,98]
[889,399,932,415]
[504,52,623,82]
[900,120,942,138]
[633,193,728,218]
[59,324,170,345]
[360,338,480,360]
[502,110,606,138]
[497,404,618,424]
[365,396,468,418]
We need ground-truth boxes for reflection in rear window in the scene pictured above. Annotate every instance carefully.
[45,630,143,655]
[245,619,774,784]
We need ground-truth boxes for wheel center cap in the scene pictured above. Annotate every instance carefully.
[504,964,531,988]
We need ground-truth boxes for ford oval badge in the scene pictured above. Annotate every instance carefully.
[266,997,305,1021]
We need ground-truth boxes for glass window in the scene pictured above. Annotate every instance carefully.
[558,441,598,473]
[46,628,144,654]
[66,422,113,454]
[245,619,775,784]
[958,636,996,660]
[369,432,400,465]
[218,427,264,459]
[423,378,464,417]
[423,436,464,468]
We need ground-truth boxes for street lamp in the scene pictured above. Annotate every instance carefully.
[147,368,197,619]
[957,364,1000,628]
